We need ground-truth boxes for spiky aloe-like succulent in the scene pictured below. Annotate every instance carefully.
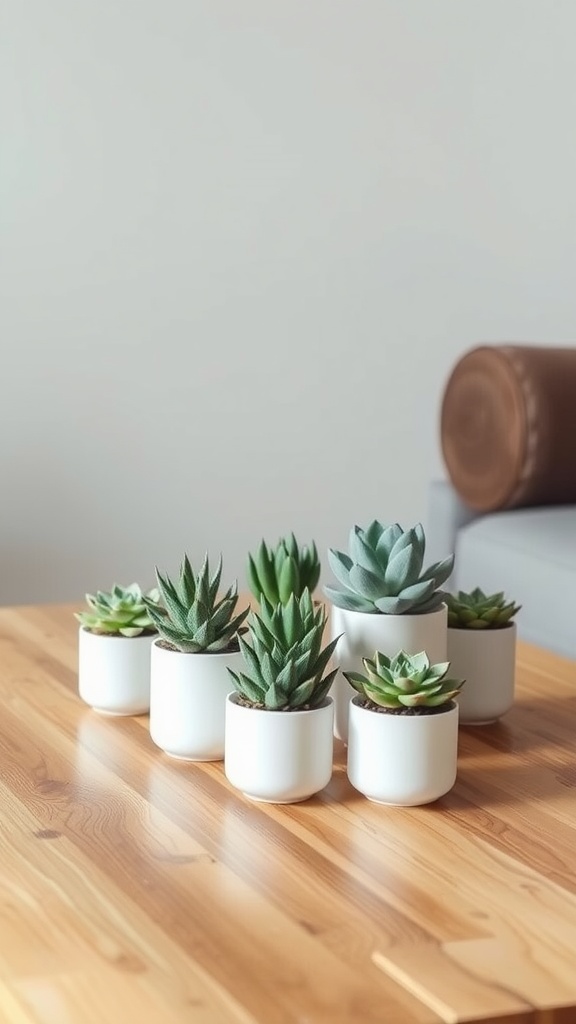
[247,534,321,606]
[344,650,464,710]
[324,521,454,615]
[446,588,521,629]
[228,589,339,710]
[75,583,161,637]
[144,554,249,653]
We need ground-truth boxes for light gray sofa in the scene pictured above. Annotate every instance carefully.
[427,479,576,660]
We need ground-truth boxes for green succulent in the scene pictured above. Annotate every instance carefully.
[344,650,464,710]
[228,589,339,710]
[446,588,521,629]
[75,583,160,637]
[324,521,454,615]
[247,533,321,606]
[144,554,249,653]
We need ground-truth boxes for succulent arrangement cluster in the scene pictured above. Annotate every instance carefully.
[228,590,339,710]
[76,523,518,726]
[345,650,464,710]
[144,555,249,653]
[445,588,521,630]
[324,521,454,615]
[75,516,522,808]
[75,583,160,637]
[247,534,320,606]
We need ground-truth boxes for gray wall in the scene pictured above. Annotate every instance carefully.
[2,1,575,603]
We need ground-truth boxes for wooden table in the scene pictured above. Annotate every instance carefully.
[0,605,575,1024]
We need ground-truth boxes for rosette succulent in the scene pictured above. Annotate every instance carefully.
[228,589,339,710]
[446,588,521,629]
[75,583,161,637]
[247,534,321,606]
[344,650,464,710]
[144,554,249,653]
[324,521,454,614]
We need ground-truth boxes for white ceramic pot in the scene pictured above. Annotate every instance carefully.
[149,641,242,760]
[448,623,517,725]
[330,604,448,743]
[224,693,334,803]
[78,627,155,715]
[347,696,459,805]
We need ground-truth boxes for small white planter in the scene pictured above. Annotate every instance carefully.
[149,641,243,760]
[330,604,448,743]
[224,693,334,803]
[448,623,517,725]
[78,627,155,715]
[347,696,459,805]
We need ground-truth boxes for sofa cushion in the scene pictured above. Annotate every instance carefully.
[454,505,576,658]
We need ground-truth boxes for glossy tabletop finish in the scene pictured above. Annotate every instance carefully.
[0,604,575,1024]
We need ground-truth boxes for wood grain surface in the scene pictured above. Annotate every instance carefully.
[0,604,575,1023]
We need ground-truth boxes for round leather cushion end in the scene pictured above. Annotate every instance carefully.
[440,344,576,511]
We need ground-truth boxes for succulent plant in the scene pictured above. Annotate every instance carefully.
[445,588,521,629]
[144,554,249,653]
[75,583,161,637]
[344,650,464,710]
[324,521,454,615]
[228,589,339,710]
[247,534,321,606]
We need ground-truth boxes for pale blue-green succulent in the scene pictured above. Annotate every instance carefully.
[344,650,464,710]
[228,589,339,710]
[324,521,454,615]
[446,588,521,629]
[247,533,320,606]
[144,554,249,653]
[75,583,160,637]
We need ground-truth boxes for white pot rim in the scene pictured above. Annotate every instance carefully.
[330,603,446,622]
[80,627,157,640]
[350,693,457,716]
[227,691,333,717]
[447,622,516,633]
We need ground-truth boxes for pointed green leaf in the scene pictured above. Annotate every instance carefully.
[285,533,298,559]
[311,668,338,706]
[254,540,279,604]
[385,535,423,590]
[413,593,446,614]
[280,591,301,646]
[373,594,417,614]
[279,557,300,604]
[235,672,266,704]
[419,554,455,589]
[348,564,387,601]
[154,569,188,630]
[364,687,399,709]
[375,523,402,565]
[397,579,435,606]
[246,553,264,603]
[306,541,321,591]
[360,520,383,549]
[259,651,277,687]
[323,585,375,612]
[343,671,369,692]
[348,529,386,577]
[178,555,197,606]
[327,548,354,590]
[238,636,267,687]
[289,677,316,707]
[309,635,340,680]
[208,555,223,604]
[274,658,296,694]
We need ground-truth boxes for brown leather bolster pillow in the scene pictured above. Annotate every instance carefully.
[440,344,576,511]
